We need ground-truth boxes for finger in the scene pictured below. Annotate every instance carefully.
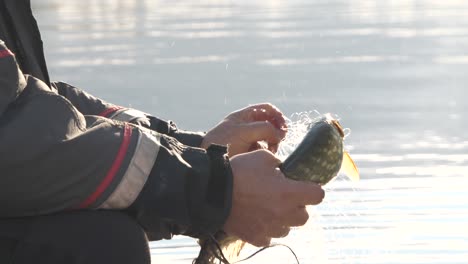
[268,143,279,154]
[281,206,310,227]
[251,109,286,131]
[256,103,287,130]
[281,176,325,205]
[241,121,283,145]
[250,236,272,248]
[248,142,262,152]
[271,204,309,227]
[245,103,287,130]
[245,103,280,113]
[257,141,269,150]
[254,149,282,166]
[269,225,291,238]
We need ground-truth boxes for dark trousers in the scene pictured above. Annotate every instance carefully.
[0,211,151,264]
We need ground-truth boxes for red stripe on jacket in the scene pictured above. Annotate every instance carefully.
[98,106,123,117]
[77,124,133,208]
[0,49,14,58]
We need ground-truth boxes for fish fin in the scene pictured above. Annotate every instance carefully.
[341,151,360,181]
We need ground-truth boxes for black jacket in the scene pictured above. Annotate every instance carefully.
[0,0,232,240]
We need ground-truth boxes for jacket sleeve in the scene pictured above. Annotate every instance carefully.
[51,81,205,147]
[125,142,233,240]
[0,42,232,239]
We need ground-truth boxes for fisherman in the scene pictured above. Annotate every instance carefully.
[0,0,325,263]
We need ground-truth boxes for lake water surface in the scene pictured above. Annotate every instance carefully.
[33,0,468,263]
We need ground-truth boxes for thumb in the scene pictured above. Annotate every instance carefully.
[244,149,282,167]
[241,121,283,145]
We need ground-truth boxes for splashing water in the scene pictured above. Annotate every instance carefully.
[277,111,351,161]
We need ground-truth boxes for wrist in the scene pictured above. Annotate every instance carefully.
[186,144,233,237]
[148,116,205,147]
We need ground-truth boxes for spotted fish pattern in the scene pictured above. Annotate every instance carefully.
[280,116,344,185]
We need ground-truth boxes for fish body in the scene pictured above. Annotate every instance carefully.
[280,115,344,184]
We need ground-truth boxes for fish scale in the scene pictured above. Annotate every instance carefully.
[280,116,344,185]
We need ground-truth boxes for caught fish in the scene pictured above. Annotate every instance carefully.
[193,113,359,264]
[280,113,359,184]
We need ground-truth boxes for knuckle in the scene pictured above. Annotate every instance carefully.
[255,237,271,247]
[287,207,309,226]
[249,233,270,247]
[316,188,325,203]
[251,240,263,247]
[299,211,310,225]
[306,184,325,205]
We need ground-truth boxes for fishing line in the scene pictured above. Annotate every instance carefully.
[208,234,300,264]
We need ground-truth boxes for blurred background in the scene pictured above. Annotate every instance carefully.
[33,0,468,263]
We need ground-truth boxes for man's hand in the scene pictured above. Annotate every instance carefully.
[201,103,287,156]
[224,150,325,247]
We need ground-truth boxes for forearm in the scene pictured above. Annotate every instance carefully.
[51,81,205,147]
